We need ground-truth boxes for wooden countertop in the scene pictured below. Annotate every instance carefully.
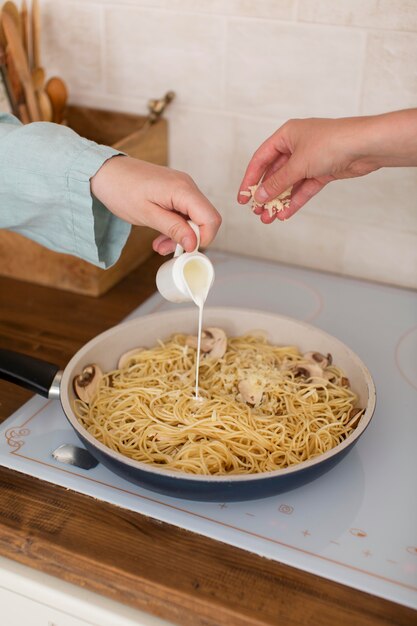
[0,254,414,626]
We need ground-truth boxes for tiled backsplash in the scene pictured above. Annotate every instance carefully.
[39,0,417,288]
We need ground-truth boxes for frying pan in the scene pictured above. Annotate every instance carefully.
[0,308,376,502]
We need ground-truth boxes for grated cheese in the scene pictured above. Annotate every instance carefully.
[242,184,293,217]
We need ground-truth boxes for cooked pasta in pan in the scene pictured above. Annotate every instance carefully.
[73,330,363,475]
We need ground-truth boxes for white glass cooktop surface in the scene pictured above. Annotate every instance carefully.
[0,251,416,609]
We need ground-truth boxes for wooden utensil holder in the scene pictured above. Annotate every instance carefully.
[0,105,168,296]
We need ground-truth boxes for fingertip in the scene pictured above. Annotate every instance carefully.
[237,187,251,204]
[181,232,198,253]
[159,242,177,256]
[196,211,222,248]
[254,185,269,204]
[260,209,276,224]
[280,203,299,220]
[153,234,177,256]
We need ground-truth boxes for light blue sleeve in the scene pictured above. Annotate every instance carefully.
[0,113,131,268]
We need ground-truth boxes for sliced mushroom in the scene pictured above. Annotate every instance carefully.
[117,347,144,370]
[204,327,227,359]
[341,377,350,388]
[185,328,227,360]
[292,361,323,379]
[347,407,363,428]
[185,334,215,352]
[238,378,264,406]
[303,351,332,368]
[73,364,103,404]
[323,370,336,383]
[293,366,311,379]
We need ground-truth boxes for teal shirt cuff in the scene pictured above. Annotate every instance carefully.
[67,144,131,267]
[0,115,131,268]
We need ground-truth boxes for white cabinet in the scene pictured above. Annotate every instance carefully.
[0,586,91,626]
[0,556,172,626]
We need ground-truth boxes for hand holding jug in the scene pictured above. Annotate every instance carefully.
[156,222,215,305]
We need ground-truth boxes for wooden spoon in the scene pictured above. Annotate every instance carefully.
[32,66,52,121]
[28,1,52,122]
[31,0,40,70]
[21,0,29,61]
[1,9,29,124]
[0,42,16,113]
[0,3,21,105]
[2,2,20,34]
[0,9,5,48]
[45,76,68,124]
[3,46,20,101]
[2,10,40,121]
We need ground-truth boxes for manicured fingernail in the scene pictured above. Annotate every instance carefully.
[182,236,194,250]
[255,186,268,202]
[260,210,276,224]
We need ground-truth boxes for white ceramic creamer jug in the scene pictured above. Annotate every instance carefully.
[156,222,215,304]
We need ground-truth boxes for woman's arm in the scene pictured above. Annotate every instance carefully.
[238,109,417,222]
[0,115,221,266]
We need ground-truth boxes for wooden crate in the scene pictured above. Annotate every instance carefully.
[0,105,167,296]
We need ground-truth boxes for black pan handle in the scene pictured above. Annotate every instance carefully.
[0,349,60,398]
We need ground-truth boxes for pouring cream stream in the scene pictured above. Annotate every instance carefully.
[183,258,213,398]
[155,221,215,399]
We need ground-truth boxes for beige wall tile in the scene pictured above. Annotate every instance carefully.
[226,20,366,117]
[231,116,286,189]
[66,90,150,116]
[361,31,417,114]
[209,192,263,254]
[164,0,296,19]
[342,223,417,288]
[297,0,417,32]
[104,7,226,108]
[41,1,103,93]
[168,108,236,196]
[214,199,417,289]
[212,195,349,273]
[302,168,417,234]
[66,0,296,20]
[171,113,284,197]
[38,0,417,289]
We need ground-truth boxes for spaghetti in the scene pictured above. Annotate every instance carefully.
[73,332,363,475]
